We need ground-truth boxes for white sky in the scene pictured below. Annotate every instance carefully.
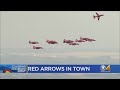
[0,11,119,50]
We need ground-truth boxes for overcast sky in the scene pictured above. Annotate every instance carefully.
[0,11,119,50]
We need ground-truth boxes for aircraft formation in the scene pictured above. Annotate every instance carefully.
[28,12,103,49]
[29,37,96,49]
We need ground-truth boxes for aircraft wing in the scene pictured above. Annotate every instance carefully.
[100,15,104,16]
[96,12,99,16]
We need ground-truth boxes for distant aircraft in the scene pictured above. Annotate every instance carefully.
[80,37,96,42]
[46,40,58,44]
[93,12,104,20]
[33,46,43,49]
[75,39,86,42]
[69,42,79,45]
[29,40,39,44]
[63,39,74,44]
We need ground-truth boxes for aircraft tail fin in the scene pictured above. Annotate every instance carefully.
[29,41,31,44]
[63,39,66,43]
[75,39,78,42]
[33,46,36,49]
[93,15,96,19]
[46,40,49,42]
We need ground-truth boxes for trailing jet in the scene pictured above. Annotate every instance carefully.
[75,39,86,42]
[93,12,104,21]
[33,46,43,49]
[69,42,79,45]
[29,40,39,44]
[63,39,74,44]
[80,37,96,42]
[46,40,58,44]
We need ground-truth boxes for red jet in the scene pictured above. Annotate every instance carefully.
[33,46,43,49]
[46,40,58,44]
[63,39,74,44]
[80,37,96,42]
[69,42,79,45]
[29,40,39,44]
[93,12,104,21]
[75,39,86,42]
